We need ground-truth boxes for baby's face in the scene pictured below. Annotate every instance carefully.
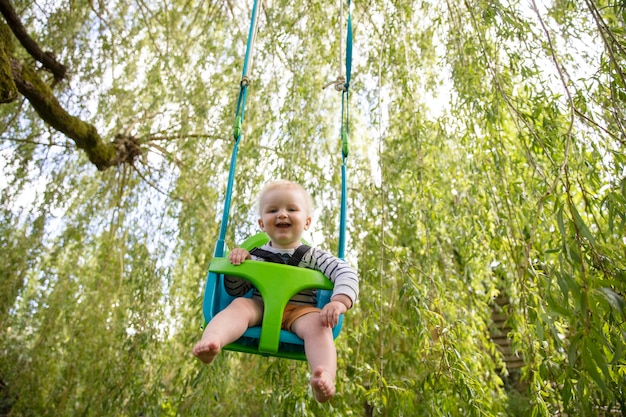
[258,187,312,249]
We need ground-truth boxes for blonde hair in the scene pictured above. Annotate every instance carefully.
[257,180,314,216]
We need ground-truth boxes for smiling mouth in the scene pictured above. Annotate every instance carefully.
[276,223,291,228]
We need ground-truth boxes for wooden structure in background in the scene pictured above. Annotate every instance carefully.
[490,295,524,370]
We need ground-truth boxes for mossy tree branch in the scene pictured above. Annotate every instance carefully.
[0,18,17,102]
[0,6,142,171]
[10,58,141,170]
[0,0,66,82]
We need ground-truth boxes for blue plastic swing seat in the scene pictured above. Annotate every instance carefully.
[202,232,344,361]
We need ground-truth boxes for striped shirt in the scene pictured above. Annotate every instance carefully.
[224,244,359,307]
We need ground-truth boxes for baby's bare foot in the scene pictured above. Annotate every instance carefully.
[310,366,336,403]
[192,337,221,364]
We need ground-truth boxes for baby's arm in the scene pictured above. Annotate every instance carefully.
[320,294,352,328]
[228,248,251,265]
[303,248,359,328]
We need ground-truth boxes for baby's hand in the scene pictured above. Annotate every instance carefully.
[319,300,348,328]
[228,248,251,265]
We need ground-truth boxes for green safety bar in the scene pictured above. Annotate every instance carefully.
[208,258,333,354]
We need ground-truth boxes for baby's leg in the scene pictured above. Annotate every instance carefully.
[193,297,263,363]
[291,312,337,402]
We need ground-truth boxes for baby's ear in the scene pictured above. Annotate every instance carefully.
[304,216,312,230]
[258,218,265,230]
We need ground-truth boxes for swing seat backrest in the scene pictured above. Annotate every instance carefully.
[202,232,344,360]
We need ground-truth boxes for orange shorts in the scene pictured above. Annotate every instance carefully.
[282,304,320,332]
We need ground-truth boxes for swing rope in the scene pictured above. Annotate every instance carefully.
[216,0,352,260]
[337,0,352,260]
[214,0,263,259]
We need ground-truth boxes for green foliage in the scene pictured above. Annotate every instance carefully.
[1,0,625,416]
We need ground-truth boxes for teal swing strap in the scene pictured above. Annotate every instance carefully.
[213,0,262,260]
[219,0,352,257]
[338,0,352,259]
[201,0,263,344]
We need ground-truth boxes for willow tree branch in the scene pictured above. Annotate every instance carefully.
[10,57,141,170]
[0,0,67,83]
[0,20,18,103]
